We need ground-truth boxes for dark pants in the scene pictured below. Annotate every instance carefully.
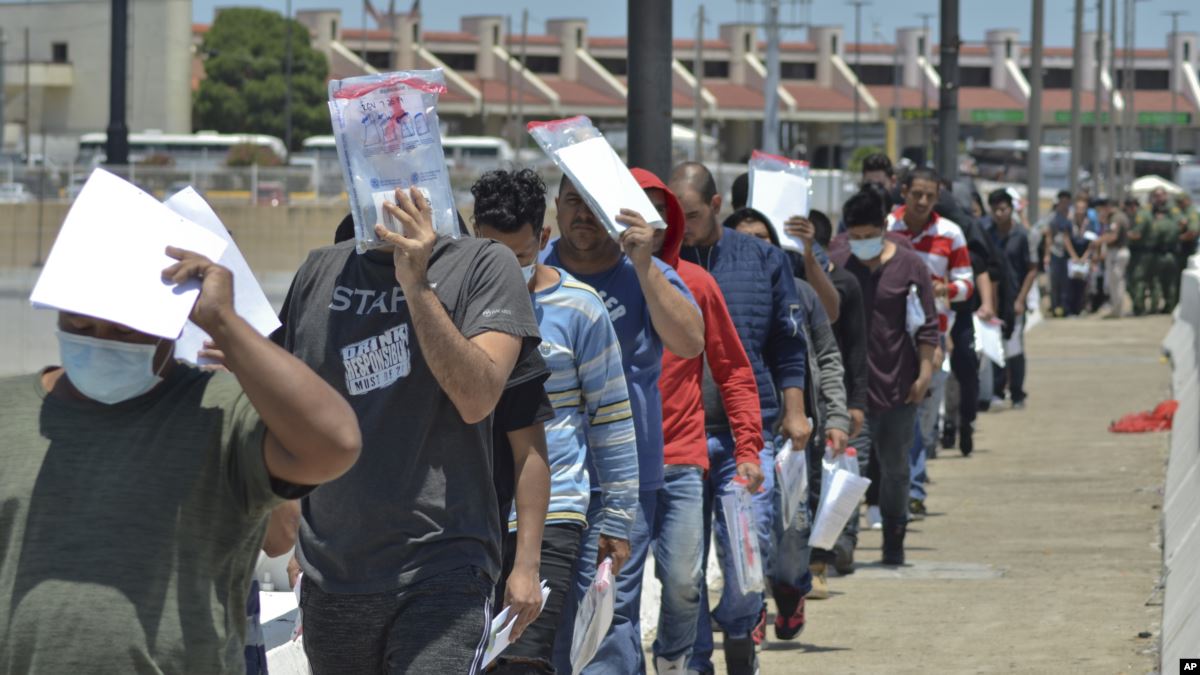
[950,314,978,427]
[1050,254,1069,312]
[865,404,917,523]
[493,523,585,673]
[1067,278,1088,316]
[301,568,493,675]
[994,355,1027,405]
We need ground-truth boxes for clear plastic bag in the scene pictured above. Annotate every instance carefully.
[719,480,765,595]
[906,283,926,337]
[328,69,458,253]
[747,150,813,253]
[774,439,808,530]
[570,557,615,675]
[527,116,665,239]
[811,448,872,551]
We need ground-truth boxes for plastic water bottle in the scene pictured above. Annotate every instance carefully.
[837,444,860,476]
[261,572,275,592]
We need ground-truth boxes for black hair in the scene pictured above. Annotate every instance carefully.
[902,166,940,189]
[1123,195,1140,207]
[471,169,548,235]
[722,207,780,247]
[731,172,750,209]
[808,209,833,247]
[970,191,985,215]
[861,152,894,178]
[335,213,355,244]
[987,188,1013,208]
[1056,189,1073,201]
[670,161,718,203]
[842,188,887,229]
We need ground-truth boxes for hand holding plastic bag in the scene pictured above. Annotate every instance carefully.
[774,440,808,530]
[327,69,458,252]
[906,284,926,337]
[570,558,616,675]
[810,448,872,551]
[747,150,813,253]
[719,479,765,596]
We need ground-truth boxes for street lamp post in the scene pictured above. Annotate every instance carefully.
[849,0,870,154]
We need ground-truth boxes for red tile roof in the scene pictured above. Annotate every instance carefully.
[539,76,624,107]
[673,39,731,50]
[706,82,767,110]
[588,36,627,49]
[783,83,856,112]
[341,28,394,41]
[507,35,562,46]
[1039,89,1113,112]
[192,23,210,35]
[1126,91,1197,113]
[866,85,926,110]
[959,44,990,56]
[847,43,899,55]
[958,86,1024,110]
[465,76,551,106]
[777,42,818,53]
[425,31,478,43]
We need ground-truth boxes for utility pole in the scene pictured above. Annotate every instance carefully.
[105,0,129,166]
[628,0,673,177]
[693,5,705,162]
[1069,0,1084,195]
[937,0,960,181]
[1028,0,1045,226]
[23,27,31,164]
[0,28,6,156]
[918,12,934,166]
[850,0,870,154]
[1165,9,1187,170]
[763,0,782,155]
[505,15,514,152]
[1106,0,1118,196]
[516,9,528,153]
[361,1,368,64]
[1092,0,1104,190]
[284,0,293,157]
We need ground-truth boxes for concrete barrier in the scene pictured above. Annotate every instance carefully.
[1160,260,1200,671]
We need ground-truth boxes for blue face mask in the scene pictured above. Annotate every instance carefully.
[849,236,884,261]
[57,331,166,405]
[521,263,536,284]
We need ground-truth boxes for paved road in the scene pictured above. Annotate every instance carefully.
[681,314,1170,673]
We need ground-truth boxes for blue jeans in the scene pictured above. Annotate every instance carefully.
[911,369,946,502]
[690,432,775,673]
[908,414,927,502]
[553,489,657,675]
[651,466,706,663]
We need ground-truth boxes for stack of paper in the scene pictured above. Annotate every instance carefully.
[482,580,551,667]
[748,160,812,253]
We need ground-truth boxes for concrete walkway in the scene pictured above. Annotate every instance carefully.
[699,315,1171,673]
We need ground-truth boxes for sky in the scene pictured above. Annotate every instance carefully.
[187,0,1200,49]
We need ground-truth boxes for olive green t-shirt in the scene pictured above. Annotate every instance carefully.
[0,366,286,674]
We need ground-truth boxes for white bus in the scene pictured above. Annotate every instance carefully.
[300,134,516,170]
[77,131,288,169]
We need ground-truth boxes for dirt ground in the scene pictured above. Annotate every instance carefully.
[665,314,1170,674]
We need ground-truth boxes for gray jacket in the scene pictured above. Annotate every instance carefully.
[795,277,850,436]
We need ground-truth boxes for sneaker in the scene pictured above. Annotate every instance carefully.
[806,562,830,600]
[832,537,856,575]
[773,596,807,640]
[866,505,883,530]
[1012,400,1026,410]
[941,422,957,450]
[908,498,927,521]
[722,637,758,675]
[750,602,768,646]
[655,655,689,674]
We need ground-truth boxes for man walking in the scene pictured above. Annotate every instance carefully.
[983,189,1038,409]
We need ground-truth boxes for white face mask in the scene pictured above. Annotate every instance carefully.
[57,331,166,405]
[521,263,537,284]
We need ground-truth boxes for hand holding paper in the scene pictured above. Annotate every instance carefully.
[162,248,236,336]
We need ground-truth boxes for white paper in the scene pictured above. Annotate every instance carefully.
[482,580,551,667]
[164,188,282,363]
[748,168,811,253]
[30,169,228,339]
[554,136,667,238]
[973,315,1006,368]
[266,638,310,675]
[774,440,808,530]
[810,466,872,551]
[571,558,616,675]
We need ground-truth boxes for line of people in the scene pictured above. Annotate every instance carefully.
[1,151,1032,675]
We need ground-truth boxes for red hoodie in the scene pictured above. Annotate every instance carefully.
[630,168,763,470]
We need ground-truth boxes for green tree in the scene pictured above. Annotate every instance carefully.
[193,8,329,154]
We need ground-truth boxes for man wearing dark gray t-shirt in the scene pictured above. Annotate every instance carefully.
[274,189,540,674]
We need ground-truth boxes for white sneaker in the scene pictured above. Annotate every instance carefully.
[866,505,883,530]
[655,655,688,674]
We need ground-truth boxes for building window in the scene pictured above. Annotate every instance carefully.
[52,42,68,63]
[524,55,560,74]
[366,51,391,69]
[850,63,895,85]
[959,66,991,87]
[781,61,817,80]
[597,57,628,76]
[744,32,752,52]
[1005,38,1013,59]
[492,25,500,46]
[831,35,839,54]
[1115,69,1170,90]
[331,20,338,39]
[433,52,477,72]
[412,22,419,42]
[1186,42,1191,62]
[680,60,730,78]
[576,28,583,49]
[918,35,926,55]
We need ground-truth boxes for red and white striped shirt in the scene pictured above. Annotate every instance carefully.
[887,207,974,333]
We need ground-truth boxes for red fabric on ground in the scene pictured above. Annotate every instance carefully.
[1109,400,1178,433]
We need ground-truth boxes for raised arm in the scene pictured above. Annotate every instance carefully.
[163,249,361,487]
[617,210,705,359]
[378,188,524,424]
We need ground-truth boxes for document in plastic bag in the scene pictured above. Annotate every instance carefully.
[328,69,458,252]
[747,150,812,253]
[528,116,665,239]
[571,558,616,675]
[29,168,228,340]
[164,188,281,364]
[906,284,926,336]
[810,450,872,551]
[482,580,551,667]
[719,481,765,596]
[774,439,808,530]
[972,314,1006,368]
